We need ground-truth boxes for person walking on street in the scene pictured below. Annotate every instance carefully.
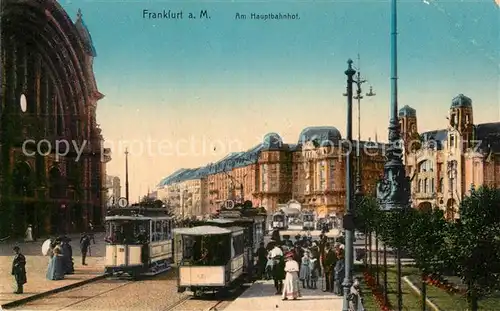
[80,233,91,265]
[25,225,34,242]
[272,253,285,295]
[88,222,95,244]
[254,242,267,280]
[334,246,346,296]
[299,250,311,289]
[321,243,337,292]
[11,246,27,294]
[61,237,74,274]
[282,251,301,300]
[46,247,65,280]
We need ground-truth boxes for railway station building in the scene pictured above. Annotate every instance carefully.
[0,1,109,237]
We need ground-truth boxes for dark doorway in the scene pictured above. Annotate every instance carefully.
[72,204,83,232]
[48,167,64,199]
[12,162,34,237]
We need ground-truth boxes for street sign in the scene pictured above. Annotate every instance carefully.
[117,197,128,208]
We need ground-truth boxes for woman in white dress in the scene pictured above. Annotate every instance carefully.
[25,225,33,242]
[282,251,301,300]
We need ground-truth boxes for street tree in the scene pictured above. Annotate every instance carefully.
[406,207,448,311]
[446,186,500,311]
[354,195,381,271]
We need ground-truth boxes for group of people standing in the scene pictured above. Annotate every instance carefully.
[46,233,94,280]
[255,230,346,301]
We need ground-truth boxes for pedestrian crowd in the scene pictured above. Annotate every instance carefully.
[10,227,95,294]
[254,229,346,301]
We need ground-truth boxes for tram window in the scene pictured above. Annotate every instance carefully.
[105,220,148,245]
[152,221,161,242]
[181,234,231,266]
[273,214,284,222]
[303,214,314,222]
[232,234,244,256]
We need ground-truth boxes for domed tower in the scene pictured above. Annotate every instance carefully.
[262,132,283,150]
[398,105,418,153]
[449,94,473,150]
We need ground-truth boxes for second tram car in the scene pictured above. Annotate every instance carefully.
[272,212,288,230]
[302,212,315,231]
[104,207,174,278]
[175,225,245,296]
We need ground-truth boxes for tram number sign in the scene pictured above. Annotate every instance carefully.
[224,200,235,209]
[117,197,129,208]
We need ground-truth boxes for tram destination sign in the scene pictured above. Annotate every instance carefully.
[219,210,241,218]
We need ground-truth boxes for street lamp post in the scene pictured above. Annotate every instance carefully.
[342,59,356,311]
[376,0,411,310]
[125,148,129,203]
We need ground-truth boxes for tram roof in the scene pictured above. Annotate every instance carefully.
[105,215,171,221]
[173,225,243,236]
[207,219,235,224]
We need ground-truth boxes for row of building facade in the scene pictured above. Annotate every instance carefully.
[157,94,500,220]
[0,2,109,237]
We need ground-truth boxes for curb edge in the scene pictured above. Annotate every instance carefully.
[1,274,109,309]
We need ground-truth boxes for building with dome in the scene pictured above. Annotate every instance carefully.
[400,94,500,220]
[0,2,109,237]
[157,127,386,217]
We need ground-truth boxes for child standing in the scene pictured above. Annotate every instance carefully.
[309,254,320,289]
[299,250,311,288]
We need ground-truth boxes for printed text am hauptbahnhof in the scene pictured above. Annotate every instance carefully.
[236,13,300,20]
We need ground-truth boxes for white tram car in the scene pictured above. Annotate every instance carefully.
[104,207,174,278]
[206,216,265,279]
[175,225,245,296]
[271,212,288,230]
[302,212,315,231]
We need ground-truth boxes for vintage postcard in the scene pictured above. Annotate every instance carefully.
[0,0,498,310]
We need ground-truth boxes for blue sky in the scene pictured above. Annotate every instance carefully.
[59,0,499,201]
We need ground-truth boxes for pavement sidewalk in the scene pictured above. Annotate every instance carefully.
[0,233,106,308]
[223,280,343,311]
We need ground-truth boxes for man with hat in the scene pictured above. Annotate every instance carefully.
[11,246,27,294]
[271,248,285,295]
[321,242,337,292]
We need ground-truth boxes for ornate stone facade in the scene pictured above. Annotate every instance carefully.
[400,94,500,220]
[158,128,385,218]
[0,1,109,237]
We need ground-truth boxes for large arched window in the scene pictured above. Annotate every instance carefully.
[418,160,433,173]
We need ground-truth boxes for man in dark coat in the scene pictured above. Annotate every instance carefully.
[272,254,285,295]
[321,243,337,292]
[80,234,91,265]
[11,246,27,294]
[254,242,267,280]
[271,229,281,243]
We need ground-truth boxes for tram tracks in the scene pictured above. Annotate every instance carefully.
[165,283,251,311]
[9,269,183,311]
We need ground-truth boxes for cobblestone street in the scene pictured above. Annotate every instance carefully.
[7,270,184,311]
[0,233,106,306]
